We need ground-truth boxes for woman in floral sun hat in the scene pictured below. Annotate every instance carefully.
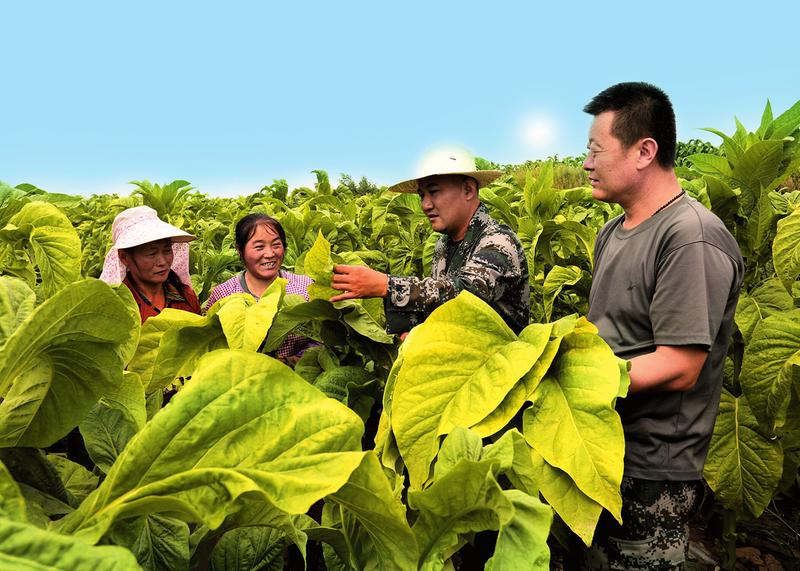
[100,206,201,322]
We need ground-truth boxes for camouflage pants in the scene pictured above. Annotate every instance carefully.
[582,476,703,571]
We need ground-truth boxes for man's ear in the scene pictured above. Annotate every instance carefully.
[463,176,478,198]
[637,138,658,169]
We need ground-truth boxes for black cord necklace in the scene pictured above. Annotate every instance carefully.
[129,280,167,314]
[652,190,685,217]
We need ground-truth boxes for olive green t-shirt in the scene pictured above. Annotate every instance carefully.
[588,195,743,480]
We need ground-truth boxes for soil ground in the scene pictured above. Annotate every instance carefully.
[685,498,800,571]
[547,497,800,571]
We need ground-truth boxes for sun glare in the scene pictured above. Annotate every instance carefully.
[520,114,557,149]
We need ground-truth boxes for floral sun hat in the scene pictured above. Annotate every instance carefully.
[388,147,503,193]
[99,206,196,285]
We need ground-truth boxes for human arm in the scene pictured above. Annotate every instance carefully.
[329,265,389,301]
[627,345,708,393]
[386,231,526,314]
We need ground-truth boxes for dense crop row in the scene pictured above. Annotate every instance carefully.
[0,99,798,569]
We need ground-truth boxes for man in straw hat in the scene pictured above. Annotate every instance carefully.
[100,205,201,322]
[331,147,529,334]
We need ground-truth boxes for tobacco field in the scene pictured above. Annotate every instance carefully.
[0,99,799,570]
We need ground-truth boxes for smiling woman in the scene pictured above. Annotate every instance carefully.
[99,206,202,322]
[204,213,315,364]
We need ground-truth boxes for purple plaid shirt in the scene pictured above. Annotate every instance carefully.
[205,270,315,359]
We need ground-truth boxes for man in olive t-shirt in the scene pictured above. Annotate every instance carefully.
[582,83,743,570]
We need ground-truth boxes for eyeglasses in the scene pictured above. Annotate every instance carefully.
[585,147,606,161]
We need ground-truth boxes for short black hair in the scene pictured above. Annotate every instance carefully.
[583,82,677,169]
[234,213,287,253]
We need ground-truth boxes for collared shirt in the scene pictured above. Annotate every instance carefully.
[123,272,202,323]
[385,204,530,334]
[204,270,314,360]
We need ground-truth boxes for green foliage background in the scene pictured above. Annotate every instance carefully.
[0,98,799,570]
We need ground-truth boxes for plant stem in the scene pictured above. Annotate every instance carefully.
[721,509,738,571]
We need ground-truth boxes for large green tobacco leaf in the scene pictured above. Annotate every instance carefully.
[0,276,36,347]
[739,309,800,433]
[327,452,417,571]
[703,176,739,225]
[80,403,139,474]
[127,309,228,395]
[687,153,732,178]
[0,201,82,297]
[778,398,800,493]
[319,506,366,571]
[410,459,507,570]
[0,182,31,227]
[0,517,142,570]
[542,265,582,321]
[111,284,142,365]
[485,490,552,571]
[704,389,783,517]
[746,188,779,258]
[480,186,518,229]
[127,310,208,392]
[491,429,603,546]
[442,425,597,547]
[773,207,800,295]
[541,220,596,268]
[391,292,543,488]
[57,350,365,544]
[304,231,341,300]
[0,279,138,447]
[47,454,99,505]
[313,365,381,423]
[732,140,784,194]
[262,297,340,352]
[20,483,74,523]
[523,162,557,222]
[433,427,484,481]
[471,318,572,436]
[0,460,26,521]
[101,371,147,431]
[0,448,71,510]
[341,298,393,344]
[300,232,394,345]
[410,459,551,571]
[214,279,285,351]
[532,453,603,546]
[735,279,794,344]
[524,327,625,522]
[213,507,321,568]
[766,98,800,139]
[210,526,287,571]
[109,513,190,571]
[373,344,406,474]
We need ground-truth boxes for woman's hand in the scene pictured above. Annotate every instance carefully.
[330,265,389,302]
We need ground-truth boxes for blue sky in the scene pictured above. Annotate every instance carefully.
[2,1,797,197]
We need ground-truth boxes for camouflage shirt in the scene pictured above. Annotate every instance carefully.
[385,204,530,334]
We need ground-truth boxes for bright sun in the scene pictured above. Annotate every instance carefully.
[520,115,556,149]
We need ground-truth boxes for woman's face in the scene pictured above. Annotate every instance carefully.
[120,238,174,288]
[240,223,285,284]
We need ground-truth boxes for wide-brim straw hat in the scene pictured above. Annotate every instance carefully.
[99,206,195,285]
[389,147,503,193]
